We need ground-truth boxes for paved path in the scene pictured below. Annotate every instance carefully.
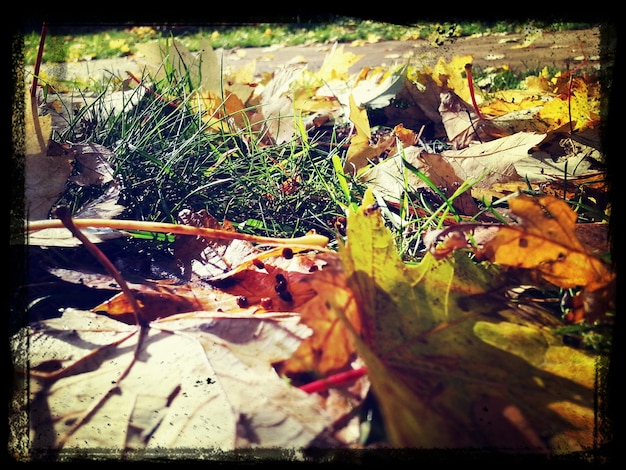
[35,27,603,84]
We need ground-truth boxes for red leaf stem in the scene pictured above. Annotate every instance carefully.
[299,367,367,394]
[464,63,486,121]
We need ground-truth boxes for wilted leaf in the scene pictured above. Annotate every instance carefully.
[362,146,478,215]
[441,131,547,188]
[321,188,600,452]
[256,65,306,144]
[27,182,127,247]
[174,208,258,281]
[478,193,614,291]
[23,306,330,454]
[438,90,510,149]
[136,38,221,94]
[24,94,72,221]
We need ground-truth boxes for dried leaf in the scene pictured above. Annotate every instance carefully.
[317,43,363,83]
[478,193,614,291]
[321,188,599,452]
[441,132,547,188]
[362,146,478,215]
[23,307,330,453]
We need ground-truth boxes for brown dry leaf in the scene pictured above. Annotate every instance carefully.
[255,65,306,145]
[438,90,511,149]
[66,143,117,187]
[75,242,358,376]
[174,208,259,281]
[362,146,479,216]
[441,131,547,189]
[22,307,329,454]
[478,193,614,291]
[24,94,73,221]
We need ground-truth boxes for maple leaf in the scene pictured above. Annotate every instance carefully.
[317,188,601,452]
[317,43,363,83]
[344,94,381,174]
[477,193,614,292]
[20,305,331,454]
[538,79,601,132]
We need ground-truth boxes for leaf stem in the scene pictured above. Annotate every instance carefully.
[299,366,367,394]
[464,63,486,121]
[26,217,330,249]
[30,22,47,98]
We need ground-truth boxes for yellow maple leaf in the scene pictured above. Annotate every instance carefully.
[478,193,614,291]
[319,188,600,451]
[317,43,363,83]
[424,55,478,104]
[538,79,600,131]
[344,94,378,173]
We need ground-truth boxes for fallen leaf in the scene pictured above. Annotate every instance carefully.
[22,306,330,453]
[319,188,600,452]
[539,78,601,132]
[317,43,363,83]
[24,94,72,221]
[362,146,479,215]
[438,90,510,149]
[344,94,380,173]
[477,193,614,291]
[441,131,547,188]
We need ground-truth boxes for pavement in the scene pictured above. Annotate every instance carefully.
[34,27,603,85]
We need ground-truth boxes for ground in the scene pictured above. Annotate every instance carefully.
[36,27,605,84]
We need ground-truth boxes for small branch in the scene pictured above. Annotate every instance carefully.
[54,207,143,325]
[30,22,48,99]
[26,217,330,249]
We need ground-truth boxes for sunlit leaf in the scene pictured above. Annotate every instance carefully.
[321,188,599,452]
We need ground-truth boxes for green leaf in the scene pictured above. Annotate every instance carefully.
[335,187,599,452]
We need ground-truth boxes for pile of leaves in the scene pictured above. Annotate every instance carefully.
[11,34,615,461]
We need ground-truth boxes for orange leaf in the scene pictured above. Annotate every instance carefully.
[478,193,614,291]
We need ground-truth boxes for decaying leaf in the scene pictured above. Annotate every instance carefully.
[441,131,548,188]
[24,94,72,221]
[362,146,479,215]
[438,89,510,149]
[318,188,601,452]
[22,305,330,454]
[477,193,614,292]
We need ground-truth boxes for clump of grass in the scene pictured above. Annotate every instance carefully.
[52,59,358,249]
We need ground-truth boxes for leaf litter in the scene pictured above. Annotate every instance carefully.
[12,29,615,461]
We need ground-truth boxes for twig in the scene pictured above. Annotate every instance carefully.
[26,217,330,249]
[30,22,48,99]
[53,207,143,325]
